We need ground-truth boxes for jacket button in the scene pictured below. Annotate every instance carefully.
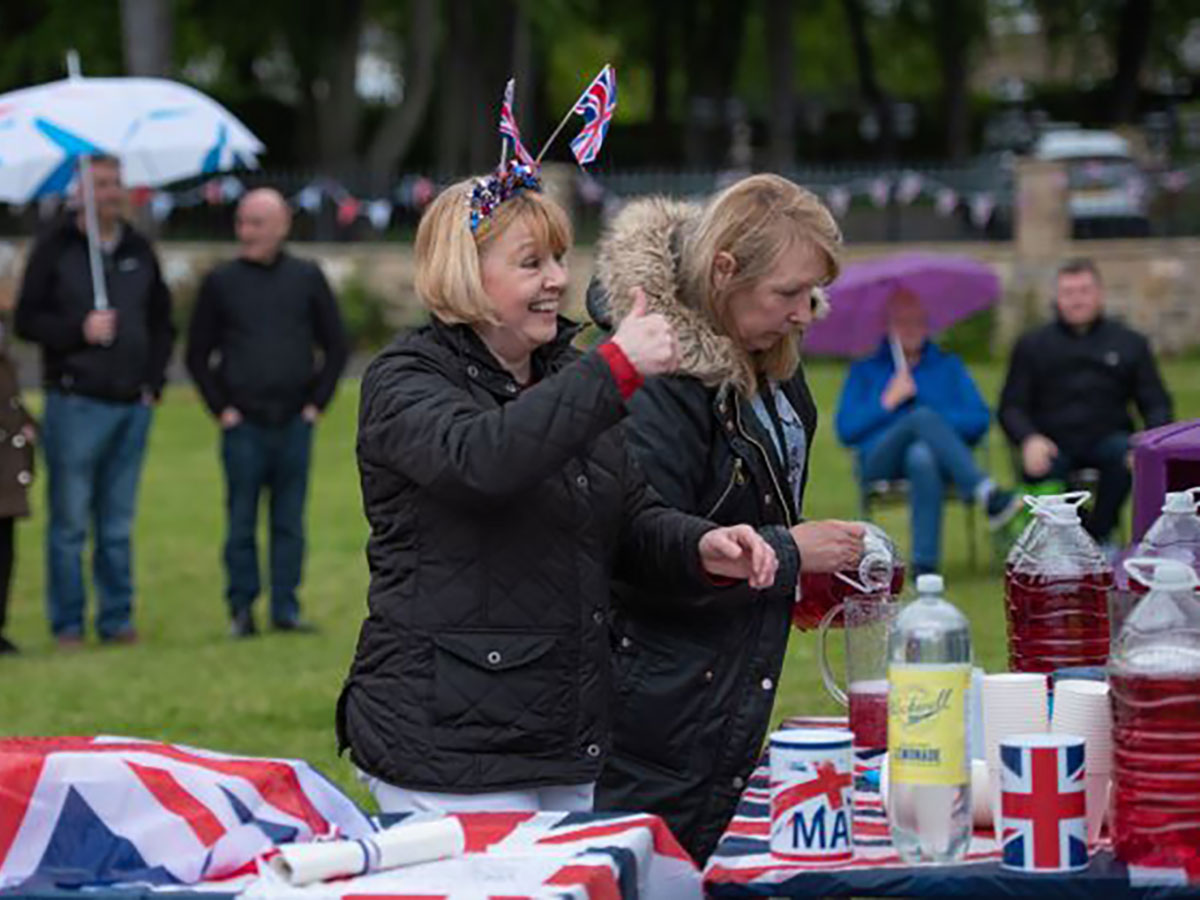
[592,609,604,625]
[761,677,774,690]
[586,743,601,758]
[704,670,714,682]
[486,650,502,665]
[732,775,745,789]
[12,434,25,449]
[725,421,734,433]
[764,494,773,506]
[576,474,589,488]
[506,382,518,393]
[16,471,30,486]
[620,636,632,649]
[467,365,480,378]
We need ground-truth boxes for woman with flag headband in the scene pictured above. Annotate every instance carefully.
[337,69,781,815]
[587,176,866,862]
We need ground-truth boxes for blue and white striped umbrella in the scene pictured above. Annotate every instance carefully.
[0,74,264,203]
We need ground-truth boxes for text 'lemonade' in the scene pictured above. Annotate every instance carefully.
[887,574,972,864]
[1109,557,1200,870]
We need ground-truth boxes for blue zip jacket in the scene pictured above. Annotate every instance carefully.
[835,339,991,457]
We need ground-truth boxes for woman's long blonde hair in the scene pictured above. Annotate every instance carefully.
[679,174,841,394]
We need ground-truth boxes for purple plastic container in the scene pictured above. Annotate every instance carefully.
[1131,419,1200,543]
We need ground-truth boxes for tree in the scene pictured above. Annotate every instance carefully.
[765,0,796,169]
[681,0,751,166]
[902,0,988,161]
[120,0,173,76]
[1110,0,1154,123]
[365,0,438,185]
[841,0,895,159]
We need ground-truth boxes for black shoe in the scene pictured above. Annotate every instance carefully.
[272,618,318,634]
[986,488,1021,530]
[0,635,18,655]
[230,610,258,639]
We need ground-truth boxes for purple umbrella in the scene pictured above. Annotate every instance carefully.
[803,252,1001,358]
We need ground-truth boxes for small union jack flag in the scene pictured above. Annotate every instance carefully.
[499,78,534,166]
[569,65,617,166]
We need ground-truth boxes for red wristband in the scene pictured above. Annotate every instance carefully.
[597,341,645,400]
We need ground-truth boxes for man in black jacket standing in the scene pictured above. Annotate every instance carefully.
[999,257,1173,545]
[186,188,348,637]
[15,155,175,647]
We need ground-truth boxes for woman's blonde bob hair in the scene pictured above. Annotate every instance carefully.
[414,177,573,325]
[679,173,842,393]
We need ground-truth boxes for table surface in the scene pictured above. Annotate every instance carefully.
[703,760,1200,899]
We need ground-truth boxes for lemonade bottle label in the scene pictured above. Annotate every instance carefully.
[887,663,970,786]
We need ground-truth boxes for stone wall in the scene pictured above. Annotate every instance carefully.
[1,234,1197,355]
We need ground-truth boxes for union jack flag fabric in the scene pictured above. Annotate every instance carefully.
[499,78,534,166]
[999,741,1087,871]
[569,66,616,166]
[0,736,373,890]
[244,811,701,900]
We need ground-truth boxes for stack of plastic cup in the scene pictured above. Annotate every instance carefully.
[1051,678,1113,844]
[983,673,1050,834]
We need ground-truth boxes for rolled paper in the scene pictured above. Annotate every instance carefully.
[268,817,466,886]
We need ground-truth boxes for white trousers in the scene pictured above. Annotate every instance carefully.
[359,770,595,814]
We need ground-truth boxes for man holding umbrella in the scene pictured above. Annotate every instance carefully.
[834,288,1017,575]
[15,155,174,646]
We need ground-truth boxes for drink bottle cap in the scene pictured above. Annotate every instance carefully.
[1123,556,1200,590]
[916,573,944,594]
[1162,487,1200,514]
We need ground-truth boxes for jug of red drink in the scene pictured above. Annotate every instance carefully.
[1004,492,1113,673]
[1109,557,1200,870]
[793,523,904,630]
[817,594,900,751]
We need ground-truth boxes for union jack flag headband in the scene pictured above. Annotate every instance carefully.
[469,67,616,232]
[468,159,542,233]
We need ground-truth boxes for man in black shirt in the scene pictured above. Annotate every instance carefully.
[186,188,348,637]
[999,257,1173,544]
[15,155,174,647]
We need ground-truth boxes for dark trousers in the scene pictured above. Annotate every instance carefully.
[1025,432,1131,543]
[220,416,312,625]
[0,517,14,635]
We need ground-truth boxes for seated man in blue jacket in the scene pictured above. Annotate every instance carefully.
[835,289,1017,575]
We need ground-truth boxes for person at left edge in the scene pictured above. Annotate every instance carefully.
[15,155,174,647]
[186,188,349,638]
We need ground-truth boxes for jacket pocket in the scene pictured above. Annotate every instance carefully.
[610,629,719,774]
[431,631,571,754]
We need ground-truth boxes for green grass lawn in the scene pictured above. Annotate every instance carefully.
[1,359,1196,807]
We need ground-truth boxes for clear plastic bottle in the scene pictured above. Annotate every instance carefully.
[887,574,973,864]
[1129,488,1200,587]
[1109,557,1200,869]
[1004,492,1114,673]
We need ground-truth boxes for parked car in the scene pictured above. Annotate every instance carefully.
[984,129,1152,239]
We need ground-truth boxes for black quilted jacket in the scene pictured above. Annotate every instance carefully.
[337,317,714,793]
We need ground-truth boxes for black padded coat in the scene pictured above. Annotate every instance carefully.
[337,317,716,794]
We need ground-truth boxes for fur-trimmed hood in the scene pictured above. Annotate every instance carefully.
[591,197,829,387]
